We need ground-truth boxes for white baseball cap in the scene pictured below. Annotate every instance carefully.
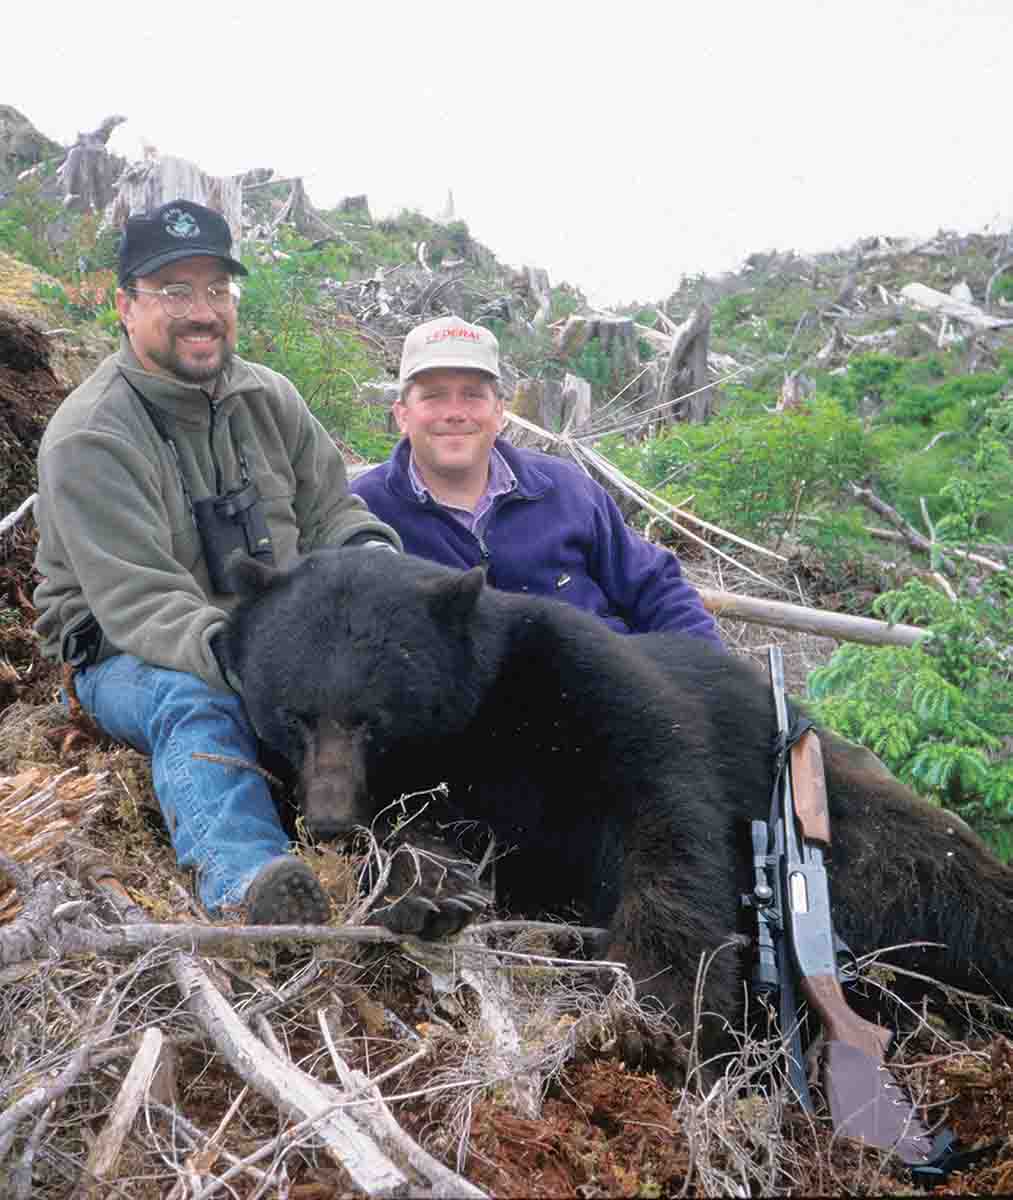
[399,316,500,382]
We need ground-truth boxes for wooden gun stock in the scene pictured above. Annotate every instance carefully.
[799,974,891,1061]
[789,729,830,847]
[802,973,935,1164]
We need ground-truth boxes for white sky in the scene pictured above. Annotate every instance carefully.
[6,0,1012,306]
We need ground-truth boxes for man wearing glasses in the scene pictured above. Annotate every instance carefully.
[33,199,401,925]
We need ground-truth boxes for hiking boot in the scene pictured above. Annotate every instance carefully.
[244,856,330,925]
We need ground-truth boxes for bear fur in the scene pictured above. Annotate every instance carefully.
[225,547,1013,1031]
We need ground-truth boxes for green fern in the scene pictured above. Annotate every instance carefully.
[807,576,1013,860]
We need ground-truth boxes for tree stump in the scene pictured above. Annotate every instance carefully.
[109,155,244,250]
[656,304,714,424]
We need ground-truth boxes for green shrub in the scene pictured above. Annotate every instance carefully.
[346,426,398,462]
[572,337,629,402]
[600,395,871,538]
[549,286,583,323]
[829,352,1011,427]
[885,370,1009,426]
[711,294,752,338]
[869,386,1013,538]
[487,320,558,381]
[33,268,118,326]
[807,575,1013,859]
[237,245,384,442]
[0,179,64,275]
[0,188,116,284]
[935,398,1013,542]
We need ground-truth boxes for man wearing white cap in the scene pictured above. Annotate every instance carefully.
[351,316,720,643]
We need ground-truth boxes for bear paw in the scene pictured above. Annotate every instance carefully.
[573,1006,690,1085]
[368,833,492,939]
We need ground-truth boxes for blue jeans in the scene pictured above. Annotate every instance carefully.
[73,654,292,913]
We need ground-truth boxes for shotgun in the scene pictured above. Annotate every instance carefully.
[746,647,937,1165]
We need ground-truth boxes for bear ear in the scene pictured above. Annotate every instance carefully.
[227,551,283,598]
[426,566,485,623]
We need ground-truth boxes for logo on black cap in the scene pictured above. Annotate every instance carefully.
[164,208,200,239]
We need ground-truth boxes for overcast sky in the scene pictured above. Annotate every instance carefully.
[7,1,1012,305]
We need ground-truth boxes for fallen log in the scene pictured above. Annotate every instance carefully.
[899,282,1013,331]
[698,589,927,648]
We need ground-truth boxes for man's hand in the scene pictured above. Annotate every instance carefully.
[209,628,243,694]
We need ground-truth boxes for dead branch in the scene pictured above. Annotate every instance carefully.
[0,976,120,1168]
[315,1008,488,1198]
[145,1099,269,1191]
[0,913,400,970]
[471,919,605,943]
[82,1027,172,1191]
[848,483,958,578]
[3,909,608,973]
[566,438,790,593]
[8,1095,56,1200]
[171,952,411,1195]
[920,430,955,453]
[429,929,542,1119]
[0,872,73,966]
[162,1085,250,1199]
[698,589,926,648]
[0,494,36,540]
[84,959,325,1073]
[864,526,1012,565]
[930,533,1003,573]
[0,1042,94,1166]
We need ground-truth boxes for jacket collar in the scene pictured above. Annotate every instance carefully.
[387,436,553,503]
[116,338,263,428]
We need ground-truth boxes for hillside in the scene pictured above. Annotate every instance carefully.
[0,106,1012,1198]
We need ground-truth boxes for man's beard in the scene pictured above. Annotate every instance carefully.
[149,324,234,384]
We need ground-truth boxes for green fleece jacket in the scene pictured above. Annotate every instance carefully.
[34,341,401,691]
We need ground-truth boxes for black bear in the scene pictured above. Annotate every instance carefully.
[224,547,1013,1031]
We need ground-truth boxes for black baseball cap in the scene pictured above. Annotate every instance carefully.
[118,199,248,284]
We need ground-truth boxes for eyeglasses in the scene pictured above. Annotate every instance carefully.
[127,280,241,319]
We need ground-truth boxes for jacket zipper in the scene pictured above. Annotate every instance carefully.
[422,494,492,567]
[208,398,223,494]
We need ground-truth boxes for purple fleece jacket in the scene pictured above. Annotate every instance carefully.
[350,437,721,645]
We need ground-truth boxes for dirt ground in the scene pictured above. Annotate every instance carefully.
[1,308,1011,1197]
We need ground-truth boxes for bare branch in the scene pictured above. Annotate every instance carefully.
[171,952,410,1196]
[83,1027,172,1188]
[848,482,958,578]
